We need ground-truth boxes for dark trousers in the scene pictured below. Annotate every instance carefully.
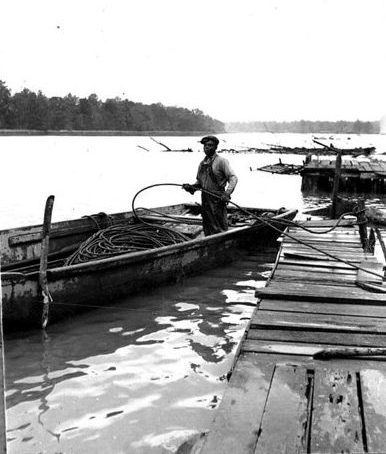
[201,193,228,236]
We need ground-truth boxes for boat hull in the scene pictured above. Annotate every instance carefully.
[2,207,297,330]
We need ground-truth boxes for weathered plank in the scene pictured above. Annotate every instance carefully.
[243,339,359,356]
[199,353,274,454]
[283,242,363,252]
[275,263,357,275]
[247,328,386,348]
[254,365,308,453]
[311,369,365,453]
[251,310,386,333]
[288,229,359,242]
[285,238,363,248]
[356,260,385,285]
[360,369,386,452]
[281,247,375,260]
[280,257,364,270]
[281,252,376,265]
[286,231,360,239]
[260,299,386,318]
[288,226,357,233]
[285,231,361,239]
[255,282,386,305]
[289,220,356,228]
[273,269,357,285]
[282,240,366,250]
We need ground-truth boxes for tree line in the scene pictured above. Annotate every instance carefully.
[0,81,225,132]
[226,120,380,134]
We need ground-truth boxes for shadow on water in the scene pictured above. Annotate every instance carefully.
[4,246,278,454]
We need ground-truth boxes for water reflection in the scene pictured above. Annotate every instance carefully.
[5,253,272,453]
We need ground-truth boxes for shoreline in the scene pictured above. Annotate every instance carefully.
[0,129,382,137]
[0,129,217,137]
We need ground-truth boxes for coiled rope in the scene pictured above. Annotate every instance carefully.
[65,222,189,265]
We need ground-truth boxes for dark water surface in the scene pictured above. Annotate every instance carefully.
[5,249,275,453]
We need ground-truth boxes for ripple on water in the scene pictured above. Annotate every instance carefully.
[5,252,275,453]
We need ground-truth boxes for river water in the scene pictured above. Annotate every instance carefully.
[2,132,386,453]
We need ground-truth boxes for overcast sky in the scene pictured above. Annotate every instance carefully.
[1,0,385,122]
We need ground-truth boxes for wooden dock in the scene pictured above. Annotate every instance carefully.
[199,219,386,454]
[301,158,386,193]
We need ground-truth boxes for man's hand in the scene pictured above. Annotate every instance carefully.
[182,184,196,195]
[221,193,231,203]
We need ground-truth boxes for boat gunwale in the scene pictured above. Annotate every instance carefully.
[0,203,280,236]
[1,208,297,281]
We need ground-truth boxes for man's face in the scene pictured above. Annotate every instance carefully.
[203,140,217,157]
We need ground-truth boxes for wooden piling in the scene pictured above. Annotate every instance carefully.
[40,195,55,329]
[375,227,386,264]
[330,147,342,219]
[356,198,370,251]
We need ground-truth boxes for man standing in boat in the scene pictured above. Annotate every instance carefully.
[182,135,238,236]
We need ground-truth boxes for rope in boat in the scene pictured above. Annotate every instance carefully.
[64,222,189,265]
[130,183,384,280]
[131,183,356,235]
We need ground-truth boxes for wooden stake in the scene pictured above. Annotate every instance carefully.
[356,198,369,251]
[330,146,342,219]
[375,227,386,263]
[40,195,55,329]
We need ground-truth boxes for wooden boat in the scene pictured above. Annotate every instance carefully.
[257,162,303,175]
[1,203,297,330]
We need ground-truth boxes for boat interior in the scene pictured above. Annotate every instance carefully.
[0,203,285,274]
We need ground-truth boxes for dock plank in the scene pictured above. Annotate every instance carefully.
[254,365,308,453]
[284,237,362,247]
[281,245,375,258]
[255,282,386,305]
[286,230,359,237]
[275,264,356,275]
[259,299,386,318]
[288,220,356,228]
[273,269,357,285]
[281,251,376,264]
[243,339,359,356]
[360,369,386,452]
[283,241,363,251]
[251,310,386,333]
[199,353,274,454]
[310,369,365,453]
[247,328,386,348]
[280,257,364,270]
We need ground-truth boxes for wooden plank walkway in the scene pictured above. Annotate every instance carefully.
[200,220,386,454]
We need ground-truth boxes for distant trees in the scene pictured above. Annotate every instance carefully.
[0,81,224,133]
[1,80,379,135]
[227,120,380,134]
[0,81,11,128]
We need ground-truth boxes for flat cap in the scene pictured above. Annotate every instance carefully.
[200,135,219,145]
